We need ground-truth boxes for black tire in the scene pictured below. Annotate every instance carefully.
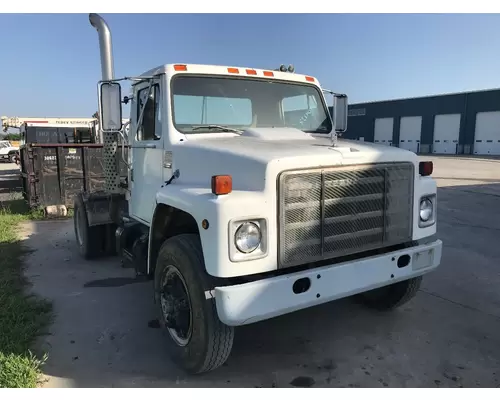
[74,194,106,259]
[102,222,118,256]
[9,153,17,164]
[154,234,234,374]
[357,276,423,311]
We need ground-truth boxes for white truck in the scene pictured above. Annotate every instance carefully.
[0,140,19,163]
[75,13,443,374]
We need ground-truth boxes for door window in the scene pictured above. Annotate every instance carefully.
[136,84,161,141]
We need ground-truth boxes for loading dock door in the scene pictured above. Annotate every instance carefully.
[374,118,394,146]
[399,116,422,153]
[474,111,500,155]
[433,114,460,154]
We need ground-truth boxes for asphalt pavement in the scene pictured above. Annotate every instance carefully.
[6,157,500,388]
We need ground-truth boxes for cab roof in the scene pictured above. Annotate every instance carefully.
[139,63,320,86]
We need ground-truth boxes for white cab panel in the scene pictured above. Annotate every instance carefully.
[129,81,164,225]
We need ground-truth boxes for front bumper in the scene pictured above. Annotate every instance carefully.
[214,239,442,326]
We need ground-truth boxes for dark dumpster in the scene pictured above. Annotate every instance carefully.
[19,143,128,209]
[22,125,95,144]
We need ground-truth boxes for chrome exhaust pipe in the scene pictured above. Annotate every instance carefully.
[89,13,121,193]
[89,13,115,81]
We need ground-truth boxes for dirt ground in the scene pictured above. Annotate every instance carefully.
[3,157,500,388]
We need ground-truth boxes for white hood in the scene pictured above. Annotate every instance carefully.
[172,128,419,191]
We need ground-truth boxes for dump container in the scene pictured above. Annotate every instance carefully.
[19,143,128,209]
[22,125,94,144]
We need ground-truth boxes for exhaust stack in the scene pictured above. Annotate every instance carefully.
[89,13,121,194]
[89,13,115,81]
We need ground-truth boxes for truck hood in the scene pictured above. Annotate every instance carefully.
[173,128,419,192]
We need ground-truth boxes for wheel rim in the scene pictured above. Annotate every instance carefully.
[160,265,193,347]
[75,207,84,246]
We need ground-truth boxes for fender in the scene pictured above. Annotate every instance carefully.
[147,182,278,278]
[147,183,217,275]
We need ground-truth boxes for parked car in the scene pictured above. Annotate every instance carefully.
[0,140,19,163]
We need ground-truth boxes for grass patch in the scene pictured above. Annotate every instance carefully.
[0,199,53,388]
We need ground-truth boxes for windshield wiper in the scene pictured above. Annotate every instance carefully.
[305,127,330,133]
[191,125,242,134]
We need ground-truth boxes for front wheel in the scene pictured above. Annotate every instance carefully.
[154,234,234,374]
[356,276,423,311]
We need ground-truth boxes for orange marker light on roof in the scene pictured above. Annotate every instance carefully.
[305,76,315,82]
[263,71,274,77]
[246,69,257,75]
[212,175,232,195]
[227,68,239,74]
[174,64,187,71]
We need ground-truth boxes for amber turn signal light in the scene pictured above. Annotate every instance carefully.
[211,175,232,195]
[419,161,433,176]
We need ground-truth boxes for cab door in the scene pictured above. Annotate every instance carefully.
[129,79,164,225]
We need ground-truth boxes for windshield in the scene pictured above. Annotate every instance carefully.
[171,75,332,134]
[0,142,10,148]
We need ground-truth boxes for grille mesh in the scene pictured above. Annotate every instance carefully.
[278,163,414,268]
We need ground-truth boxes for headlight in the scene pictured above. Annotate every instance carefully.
[419,195,436,227]
[420,198,433,221]
[234,222,261,253]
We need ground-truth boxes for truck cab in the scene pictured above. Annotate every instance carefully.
[75,13,443,375]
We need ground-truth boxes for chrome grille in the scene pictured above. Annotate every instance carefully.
[278,163,414,268]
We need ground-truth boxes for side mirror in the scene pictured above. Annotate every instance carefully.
[333,94,348,133]
[99,81,123,132]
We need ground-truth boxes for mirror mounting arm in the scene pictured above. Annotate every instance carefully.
[323,89,348,147]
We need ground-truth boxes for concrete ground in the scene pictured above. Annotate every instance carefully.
[3,157,500,388]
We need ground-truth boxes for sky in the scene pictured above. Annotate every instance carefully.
[1,13,500,118]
